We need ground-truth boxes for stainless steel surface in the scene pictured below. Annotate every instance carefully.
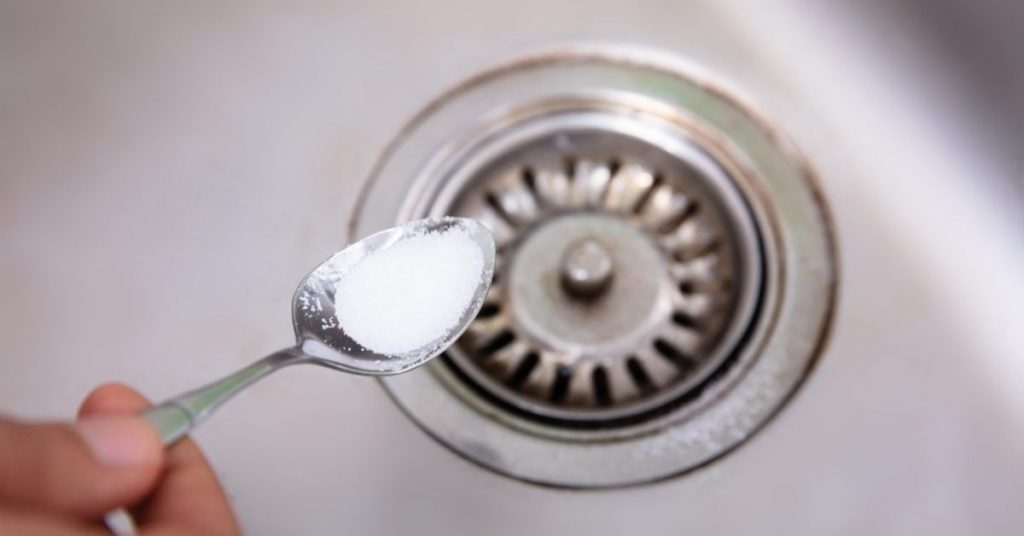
[357,49,834,486]
[1,1,1022,534]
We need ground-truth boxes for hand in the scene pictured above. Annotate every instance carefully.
[0,383,240,535]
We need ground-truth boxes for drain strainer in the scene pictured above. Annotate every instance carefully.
[351,46,836,487]
[445,124,762,426]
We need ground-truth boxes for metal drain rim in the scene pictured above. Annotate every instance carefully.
[352,45,838,488]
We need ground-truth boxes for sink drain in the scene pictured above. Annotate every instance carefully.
[352,46,836,487]
[443,123,763,426]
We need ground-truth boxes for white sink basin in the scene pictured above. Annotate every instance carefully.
[1,1,1021,534]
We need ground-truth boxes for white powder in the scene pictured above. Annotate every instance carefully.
[334,226,485,355]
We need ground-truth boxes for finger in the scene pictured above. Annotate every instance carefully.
[137,438,240,536]
[142,525,218,536]
[82,384,240,535]
[0,506,107,536]
[78,382,151,418]
[0,411,163,518]
[0,383,163,517]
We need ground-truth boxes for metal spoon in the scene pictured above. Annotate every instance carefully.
[142,216,495,446]
[104,217,493,535]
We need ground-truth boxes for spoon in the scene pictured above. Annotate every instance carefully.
[105,217,493,535]
[141,216,495,446]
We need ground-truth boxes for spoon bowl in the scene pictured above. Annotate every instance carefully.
[294,217,496,375]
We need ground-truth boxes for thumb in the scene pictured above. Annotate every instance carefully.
[0,414,163,518]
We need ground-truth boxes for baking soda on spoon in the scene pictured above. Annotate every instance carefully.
[334,223,487,355]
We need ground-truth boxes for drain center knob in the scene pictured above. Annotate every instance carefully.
[560,237,615,299]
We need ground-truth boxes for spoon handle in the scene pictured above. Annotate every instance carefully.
[103,348,306,535]
[143,348,303,445]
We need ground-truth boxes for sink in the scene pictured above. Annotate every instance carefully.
[1,1,1021,534]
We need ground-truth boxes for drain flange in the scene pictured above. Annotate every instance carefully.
[352,46,836,487]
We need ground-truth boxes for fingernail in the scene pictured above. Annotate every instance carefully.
[77,417,162,468]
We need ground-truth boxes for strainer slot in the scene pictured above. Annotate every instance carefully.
[477,330,515,356]
[507,351,540,389]
[592,366,612,407]
[653,338,697,374]
[625,357,656,395]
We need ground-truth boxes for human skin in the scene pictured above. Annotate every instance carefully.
[0,383,239,535]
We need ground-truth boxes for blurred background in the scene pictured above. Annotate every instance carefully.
[1,1,1022,535]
